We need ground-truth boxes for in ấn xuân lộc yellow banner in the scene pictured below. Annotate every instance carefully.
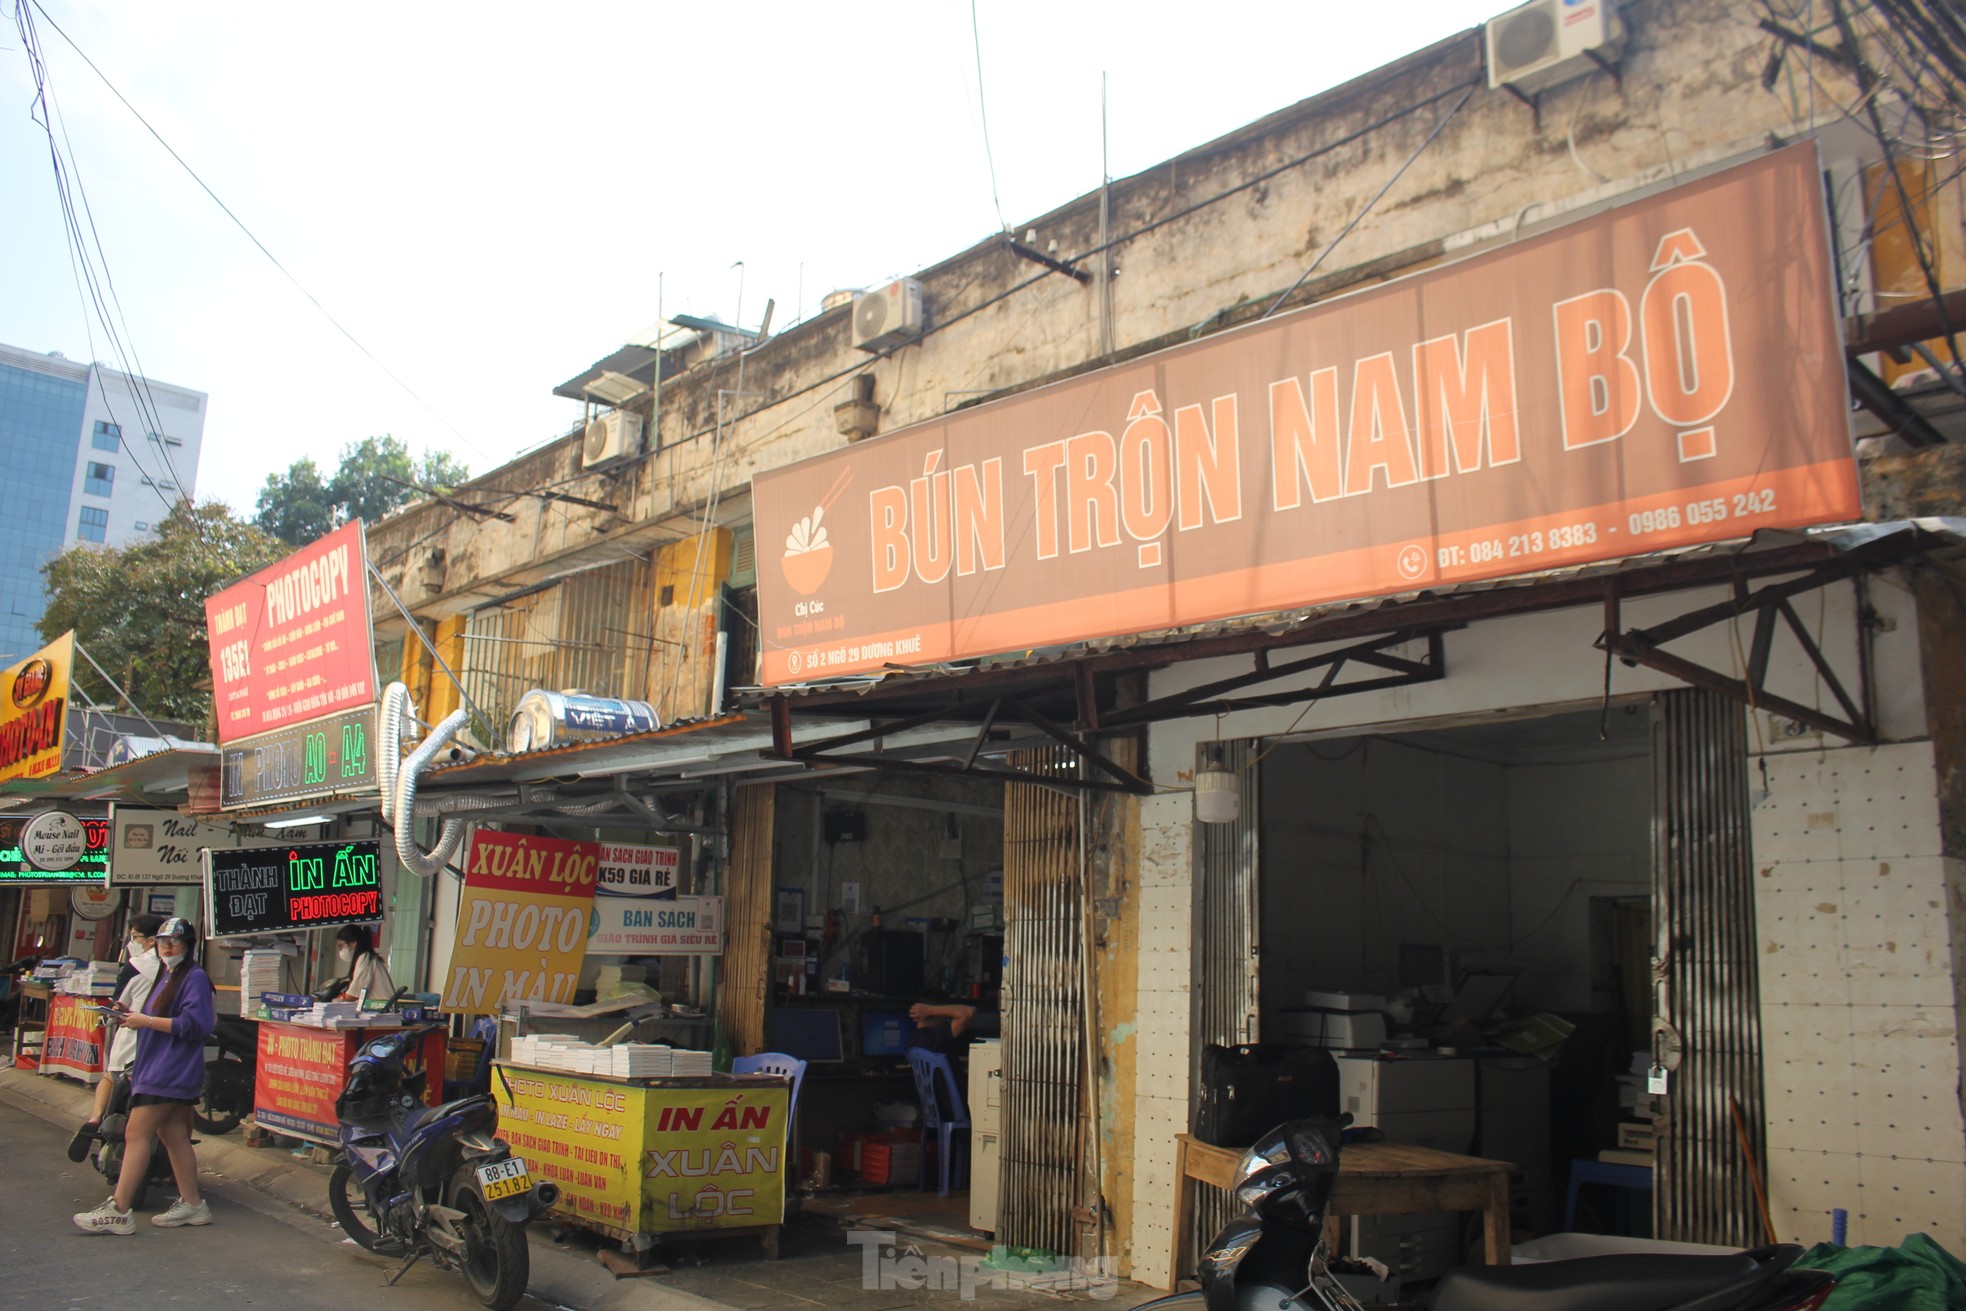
[441,830,599,1014]
[494,1069,788,1234]
[0,633,73,783]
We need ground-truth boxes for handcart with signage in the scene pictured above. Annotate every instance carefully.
[492,1046,791,1259]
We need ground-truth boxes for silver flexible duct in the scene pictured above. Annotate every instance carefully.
[377,681,413,825]
[396,707,469,877]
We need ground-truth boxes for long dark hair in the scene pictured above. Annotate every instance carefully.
[149,921,201,1017]
[337,923,378,963]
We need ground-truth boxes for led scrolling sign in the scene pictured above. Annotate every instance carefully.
[204,839,383,939]
[220,705,376,810]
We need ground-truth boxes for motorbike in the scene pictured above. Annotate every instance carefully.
[192,1012,258,1135]
[1137,1117,1837,1311]
[330,1022,560,1311]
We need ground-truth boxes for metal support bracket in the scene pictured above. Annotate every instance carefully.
[1006,236,1093,284]
[1596,569,1877,744]
[1847,358,1946,447]
[1099,628,1452,729]
[787,677,1153,795]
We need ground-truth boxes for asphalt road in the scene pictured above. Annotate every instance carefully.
[0,1098,555,1311]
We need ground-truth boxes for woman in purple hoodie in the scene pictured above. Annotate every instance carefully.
[74,917,216,1235]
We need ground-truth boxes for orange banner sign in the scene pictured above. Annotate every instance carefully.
[752,146,1859,685]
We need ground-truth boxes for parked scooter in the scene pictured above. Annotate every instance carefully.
[330,1022,559,1311]
[1137,1118,1836,1311]
[192,1013,258,1135]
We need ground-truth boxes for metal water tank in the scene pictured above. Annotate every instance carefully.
[507,690,661,754]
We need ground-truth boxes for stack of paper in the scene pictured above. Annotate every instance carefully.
[671,1049,713,1077]
[608,1044,676,1078]
[58,961,121,996]
[241,950,287,1015]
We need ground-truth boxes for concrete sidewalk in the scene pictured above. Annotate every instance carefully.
[0,1066,1159,1311]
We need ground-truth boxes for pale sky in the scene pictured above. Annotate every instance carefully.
[2,1,1503,516]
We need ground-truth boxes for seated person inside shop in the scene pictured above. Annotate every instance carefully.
[324,924,394,1003]
[906,996,998,1055]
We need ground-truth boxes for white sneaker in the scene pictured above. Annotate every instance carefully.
[151,1197,212,1228]
[74,1198,135,1235]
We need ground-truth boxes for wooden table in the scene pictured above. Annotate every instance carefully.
[1168,1133,1512,1289]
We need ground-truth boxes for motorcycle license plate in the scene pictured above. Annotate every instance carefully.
[475,1157,530,1202]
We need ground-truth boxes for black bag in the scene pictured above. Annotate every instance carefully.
[1194,1043,1340,1147]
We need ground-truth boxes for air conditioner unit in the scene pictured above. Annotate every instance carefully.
[1486,0,1625,96]
[582,409,643,469]
[852,278,926,352]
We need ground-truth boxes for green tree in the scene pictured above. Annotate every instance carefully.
[39,500,289,724]
[255,435,471,545]
[253,456,335,546]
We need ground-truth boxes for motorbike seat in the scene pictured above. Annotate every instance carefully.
[395,1094,491,1137]
[1431,1252,1768,1311]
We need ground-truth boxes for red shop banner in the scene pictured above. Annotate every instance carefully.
[43,992,105,1079]
[751,145,1860,686]
[253,1020,444,1143]
[204,520,378,743]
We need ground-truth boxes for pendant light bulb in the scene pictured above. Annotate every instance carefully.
[1194,746,1240,824]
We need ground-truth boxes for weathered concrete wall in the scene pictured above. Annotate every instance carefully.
[366,0,1868,731]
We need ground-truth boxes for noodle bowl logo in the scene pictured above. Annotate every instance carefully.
[780,505,833,597]
[11,659,52,710]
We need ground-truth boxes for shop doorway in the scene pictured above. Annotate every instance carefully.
[1233,688,1766,1273]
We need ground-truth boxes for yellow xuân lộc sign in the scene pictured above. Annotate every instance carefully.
[0,633,73,784]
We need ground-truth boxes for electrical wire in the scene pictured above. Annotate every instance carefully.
[26,0,488,461]
[1260,82,1476,320]
[968,0,1010,236]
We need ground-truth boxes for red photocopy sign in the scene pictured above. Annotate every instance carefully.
[205,520,378,743]
[751,145,1860,685]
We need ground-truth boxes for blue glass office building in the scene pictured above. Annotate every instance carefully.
[0,355,89,662]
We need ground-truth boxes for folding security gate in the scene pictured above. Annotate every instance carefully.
[999,746,1090,1255]
[1650,688,1767,1245]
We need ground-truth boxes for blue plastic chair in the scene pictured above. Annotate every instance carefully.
[732,1051,809,1122]
[906,1047,970,1196]
[733,1052,809,1161]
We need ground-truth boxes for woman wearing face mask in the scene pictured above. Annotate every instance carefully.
[73,917,215,1234]
[332,924,394,1004]
[66,914,167,1162]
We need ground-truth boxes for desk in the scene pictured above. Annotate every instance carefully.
[1168,1133,1512,1289]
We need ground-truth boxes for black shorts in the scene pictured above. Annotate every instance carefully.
[128,1094,197,1109]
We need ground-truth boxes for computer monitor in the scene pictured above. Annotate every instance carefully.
[860,1009,917,1058]
[764,1008,844,1062]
